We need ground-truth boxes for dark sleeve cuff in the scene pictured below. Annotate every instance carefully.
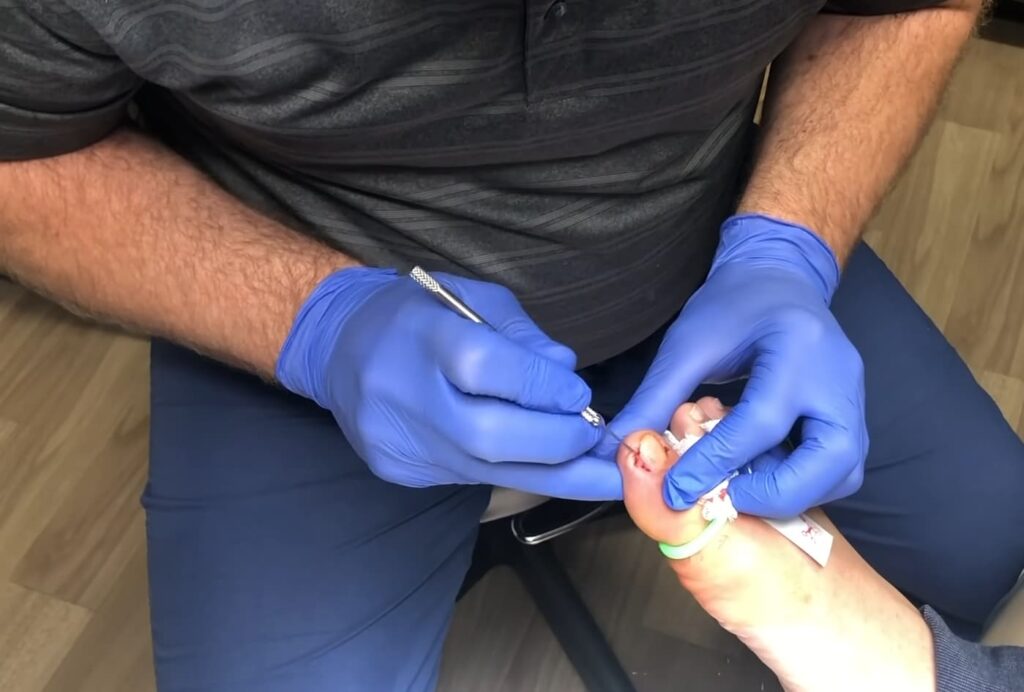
[924,605,1024,692]
[823,1,948,15]
[0,98,129,162]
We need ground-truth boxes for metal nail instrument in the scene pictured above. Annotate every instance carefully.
[409,266,636,453]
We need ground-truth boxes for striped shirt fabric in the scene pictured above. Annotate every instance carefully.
[0,0,941,365]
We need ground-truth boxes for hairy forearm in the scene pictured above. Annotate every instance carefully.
[0,128,356,375]
[739,2,982,265]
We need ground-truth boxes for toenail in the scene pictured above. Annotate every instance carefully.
[639,435,662,467]
[630,450,646,470]
[688,405,707,423]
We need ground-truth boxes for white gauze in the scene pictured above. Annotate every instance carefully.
[662,419,833,567]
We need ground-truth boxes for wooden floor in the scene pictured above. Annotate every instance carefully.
[1,29,1023,692]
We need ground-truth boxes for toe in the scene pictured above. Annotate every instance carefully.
[696,396,727,420]
[669,398,728,444]
[617,431,706,545]
[669,402,709,441]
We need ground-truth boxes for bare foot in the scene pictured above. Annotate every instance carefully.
[616,397,764,601]
[614,399,722,547]
[616,398,935,692]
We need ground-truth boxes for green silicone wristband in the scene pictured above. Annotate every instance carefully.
[658,516,729,560]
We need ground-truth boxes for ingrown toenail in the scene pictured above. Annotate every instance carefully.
[688,405,707,423]
[632,451,651,472]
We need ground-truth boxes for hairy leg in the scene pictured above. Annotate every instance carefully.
[617,398,935,692]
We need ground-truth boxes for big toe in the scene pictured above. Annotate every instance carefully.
[617,430,705,545]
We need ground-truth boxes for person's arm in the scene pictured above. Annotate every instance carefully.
[0,1,616,500]
[739,0,984,265]
[0,128,354,374]
[608,0,985,518]
[0,1,354,374]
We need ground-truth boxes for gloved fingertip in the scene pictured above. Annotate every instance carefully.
[725,475,799,519]
[602,427,632,454]
[662,476,698,511]
[589,433,621,461]
[558,379,592,413]
[545,343,579,371]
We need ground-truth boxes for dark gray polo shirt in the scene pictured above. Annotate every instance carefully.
[0,0,942,366]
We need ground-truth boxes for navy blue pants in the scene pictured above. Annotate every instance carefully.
[145,244,1024,691]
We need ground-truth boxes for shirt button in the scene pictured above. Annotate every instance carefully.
[546,1,567,19]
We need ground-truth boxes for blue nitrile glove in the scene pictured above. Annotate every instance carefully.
[276,267,621,500]
[606,214,868,518]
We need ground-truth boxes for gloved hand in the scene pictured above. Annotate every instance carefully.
[607,214,868,518]
[276,267,621,500]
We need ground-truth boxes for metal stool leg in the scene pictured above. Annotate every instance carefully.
[486,523,637,692]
